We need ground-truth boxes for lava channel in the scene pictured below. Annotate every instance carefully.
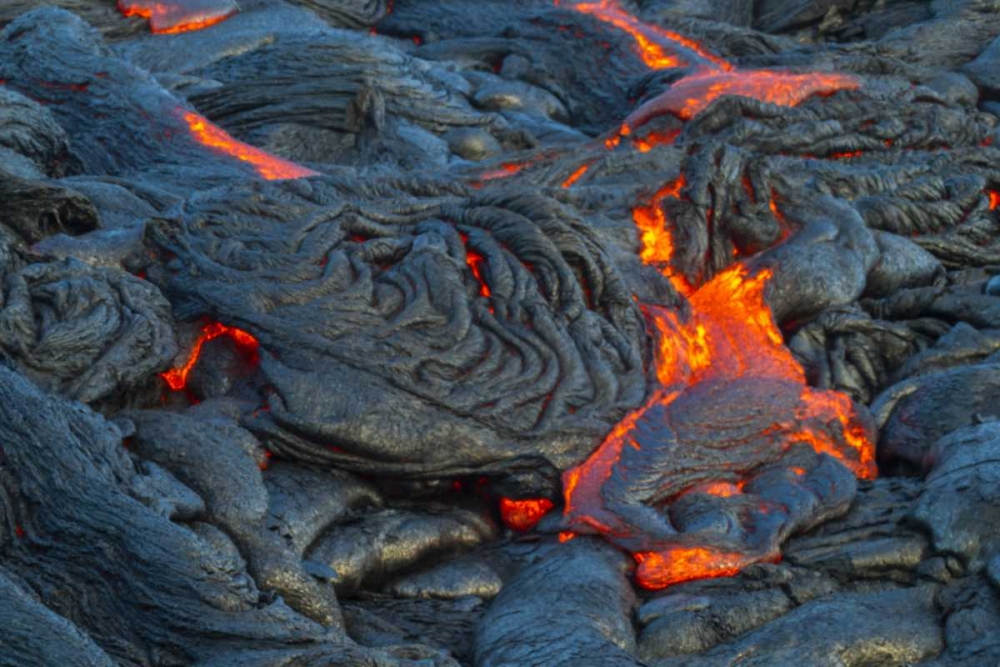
[568,1,860,134]
[117,0,238,34]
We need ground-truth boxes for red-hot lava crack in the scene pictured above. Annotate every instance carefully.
[161,322,260,391]
[180,110,320,180]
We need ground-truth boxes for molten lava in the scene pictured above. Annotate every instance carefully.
[562,164,590,188]
[180,111,319,180]
[572,0,731,71]
[161,322,260,391]
[561,260,876,588]
[117,0,236,34]
[624,69,860,128]
[500,498,556,532]
[632,175,692,295]
[465,249,492,298]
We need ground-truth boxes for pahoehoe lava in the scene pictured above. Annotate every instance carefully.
[2,0,1000,665]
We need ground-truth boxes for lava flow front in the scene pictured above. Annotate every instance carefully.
[559,255,876,589]
[117,0,237,34]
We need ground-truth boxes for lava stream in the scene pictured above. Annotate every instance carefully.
[569,1,859,133]
[571,0,731,71]
[181,111,319,180]
[117,0,236,34]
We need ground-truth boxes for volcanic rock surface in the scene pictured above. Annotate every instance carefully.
[1,0,1000,665]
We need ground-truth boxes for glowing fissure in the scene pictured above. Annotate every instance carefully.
[117,0,236,34]
[161,321,260,391]
[181,110,319,180]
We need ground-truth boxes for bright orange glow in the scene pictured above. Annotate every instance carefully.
[632,175,692,295]
[180,111,318,180]
[573,0,731,71]
[624,69,859,126]
[634,128,681,152]
[499,498,555,532]
[562,260,877,588]
[696,481,744,498]
[989,190,1000,210]
[562,164,590,188]
[633,548,747,588]
[465,249,491,297]
[558,531,577,543]
[161,322,260,391]
[479,163,525,181]
[117,0,235,34]
[829,150,863,159]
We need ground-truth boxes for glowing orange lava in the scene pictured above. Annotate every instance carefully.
[634,128,681,152]
[572,0,731,71]
[465,249,492,297]
[561,260,876,588]
[181,111,319,180]
[562,164,590,188]
[161,322,260,391]
[500,498,555,531]
[117,0,235,34]
[632,175,692,295]
[570,1,859,130]
[989,190,1000,210]
[624,69,859,128]
[633,548,748,588]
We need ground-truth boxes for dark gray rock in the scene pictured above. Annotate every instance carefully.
[913,422,1000,573]
[474,539,640,667]
[652,586,943,667]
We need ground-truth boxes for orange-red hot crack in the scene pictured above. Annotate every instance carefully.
[161,322,260,391]
[181,111,319,180]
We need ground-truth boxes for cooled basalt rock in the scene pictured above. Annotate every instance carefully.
[0,364,448,666]
[474,539,641,667]
[873,362,1000,469]
[307,506,497,596]
[0,256,177,404]
[913,421,1000,573]
[0,87,71,176]
[650,586,943,667]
